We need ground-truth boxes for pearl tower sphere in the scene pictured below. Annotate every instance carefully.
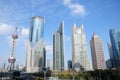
[12,32,18,39]
[8,57,16,63]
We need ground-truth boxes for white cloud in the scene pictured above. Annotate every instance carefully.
[70,3,86,16]
[63,0,71,6]
[21,28,29,37]
[46,45,53,54]
[0,23,14,34]
[63,0,86,17]
[19,30,28,47]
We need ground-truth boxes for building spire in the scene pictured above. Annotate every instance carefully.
[81,24,84,29]
[93,32,96,35]
[73,23,76,27]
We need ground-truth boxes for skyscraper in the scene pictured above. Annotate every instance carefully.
[109,29,120,67]
[26,16,46,72]
[90,33,106,70]
[53,22,64,71]
[107,42,114,67]
[107,42,113,61]
[72,24,90,71]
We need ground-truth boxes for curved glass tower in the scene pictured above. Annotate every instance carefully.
[29,17,44,46]
[26,16,46,72]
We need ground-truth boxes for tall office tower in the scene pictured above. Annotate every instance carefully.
[72,24,90,71]
[90,33,106,70]
[107,42,114,67]
[109,29,120,67]
[53,22,64,71]
[26,16,46,72]
[68,60,72,70]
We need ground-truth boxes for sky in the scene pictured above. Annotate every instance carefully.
[0,0,120,69]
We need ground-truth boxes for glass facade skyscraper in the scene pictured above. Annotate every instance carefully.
[29,16,44,46]
[53,22,64,71]
[109,29,120,67]
[72,24,91,71]
[107,42,114,68]
[26,16,46,72]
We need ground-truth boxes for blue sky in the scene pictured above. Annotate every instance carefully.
[0,0,120,69]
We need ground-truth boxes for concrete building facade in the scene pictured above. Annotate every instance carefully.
[72,24,90,71]
[90,33,106,70]
[53,22,64,71]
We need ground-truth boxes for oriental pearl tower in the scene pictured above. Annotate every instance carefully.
[8,27,18,71]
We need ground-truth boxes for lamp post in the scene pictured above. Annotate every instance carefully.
[42,67,47,80]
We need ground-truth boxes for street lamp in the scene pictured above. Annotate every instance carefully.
[42,67,47,80]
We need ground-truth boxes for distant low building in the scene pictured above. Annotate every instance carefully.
[2,63,6,71]
[68,60,72,69]
[0,68,2,72]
